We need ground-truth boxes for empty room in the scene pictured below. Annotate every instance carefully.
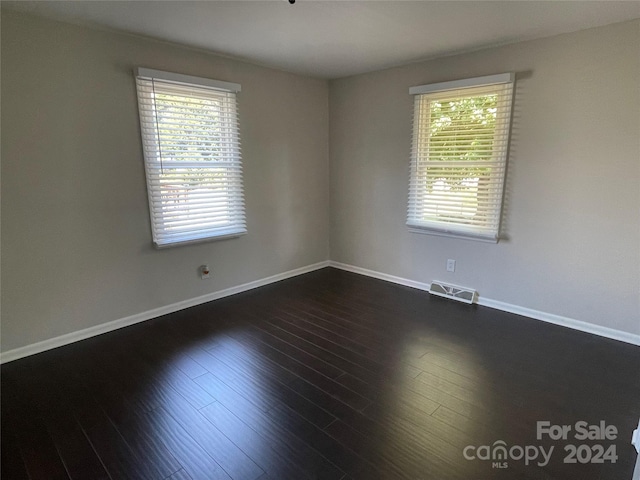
[1,1,639,479]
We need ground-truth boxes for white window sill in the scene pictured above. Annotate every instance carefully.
[154,230,247,249]
[407,226,499,243]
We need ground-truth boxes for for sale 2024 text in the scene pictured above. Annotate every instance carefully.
[537,421,618,465]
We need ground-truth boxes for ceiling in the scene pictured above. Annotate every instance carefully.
[4,1,640,79]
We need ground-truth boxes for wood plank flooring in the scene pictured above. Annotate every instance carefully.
[2,267,639,479]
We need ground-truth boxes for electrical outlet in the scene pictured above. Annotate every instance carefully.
[200,265,211,279]
[446,259,456,272]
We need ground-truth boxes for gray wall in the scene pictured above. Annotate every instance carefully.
[1,11,330,352]
[329,20,640,336]
[2,12,639,354]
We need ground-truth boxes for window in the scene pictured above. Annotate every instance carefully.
[135,68,246,248]
[407,73,514,242]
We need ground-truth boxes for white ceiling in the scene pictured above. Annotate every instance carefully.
[5,1,640,79]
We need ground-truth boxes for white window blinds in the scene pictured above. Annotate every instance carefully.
[135,68,245,248]
[407,73,514,242]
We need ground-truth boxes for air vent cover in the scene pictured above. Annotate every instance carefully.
[429,281,477,304]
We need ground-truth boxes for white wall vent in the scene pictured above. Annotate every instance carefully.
[429,281,477,304]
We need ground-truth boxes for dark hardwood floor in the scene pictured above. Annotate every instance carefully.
[2,267,639,479]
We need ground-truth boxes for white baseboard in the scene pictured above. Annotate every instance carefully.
[0,261,331,364]
[329,261,640,347]
[4,259,637,364]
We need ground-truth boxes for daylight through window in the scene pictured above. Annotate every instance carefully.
[135,68,245,247]
[407,74,514,241]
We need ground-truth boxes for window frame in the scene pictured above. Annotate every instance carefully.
[407,73,515,243]
[135,68,246,248]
